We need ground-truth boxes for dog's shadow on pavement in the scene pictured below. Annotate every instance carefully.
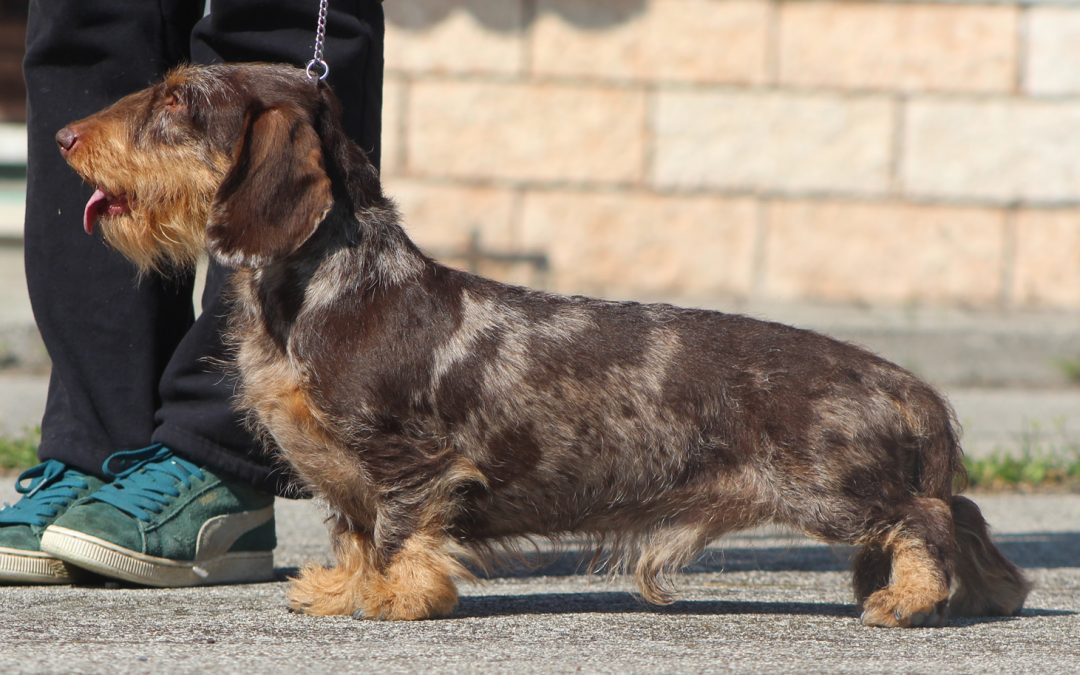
[995,531,1080,569]
[455,592,859,620]
[453,594,1070,623]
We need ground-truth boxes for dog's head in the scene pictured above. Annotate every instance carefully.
[57,62,378,273]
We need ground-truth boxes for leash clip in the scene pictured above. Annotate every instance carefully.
[306,59,330,82]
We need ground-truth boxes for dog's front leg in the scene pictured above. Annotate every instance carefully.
[351,527,464,621]
[287,525,377,617]
[288,512,465,621]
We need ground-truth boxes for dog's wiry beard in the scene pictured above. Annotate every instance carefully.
[100,185,211,277]
[95,148,229,277]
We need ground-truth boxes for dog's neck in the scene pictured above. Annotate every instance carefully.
[245,195,427,352]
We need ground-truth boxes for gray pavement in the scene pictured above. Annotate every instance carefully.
[1,486,1078,673]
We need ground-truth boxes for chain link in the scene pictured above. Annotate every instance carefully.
[306,0,330,82]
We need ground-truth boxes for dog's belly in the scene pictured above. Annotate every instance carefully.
[452,470,769,542]
[439,420,772,541]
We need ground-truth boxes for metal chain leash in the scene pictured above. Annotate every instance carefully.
[306,0,330,82]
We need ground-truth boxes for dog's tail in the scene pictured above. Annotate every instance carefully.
[947,495,1031,616]
[913,394,1030,616]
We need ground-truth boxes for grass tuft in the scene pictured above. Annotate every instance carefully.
[964,419,1080,492]
[1056,356,1080,385]
[0,427,41,471]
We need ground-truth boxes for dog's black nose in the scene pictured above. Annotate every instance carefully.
[55,126,79,154]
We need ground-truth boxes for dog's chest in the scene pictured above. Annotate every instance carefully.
[235,327,375,516]
[229,274,377,516]
[236,331,329,453]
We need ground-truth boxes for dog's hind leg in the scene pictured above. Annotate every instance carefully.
[791,491,955,628]
[855,497,956,628]
[851,497,1029,624]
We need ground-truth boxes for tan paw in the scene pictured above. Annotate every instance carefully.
[286,563,365,616]
[352,572,459,621]
[861,587,949,628]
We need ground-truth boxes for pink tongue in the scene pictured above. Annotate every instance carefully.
[83,189,108,235]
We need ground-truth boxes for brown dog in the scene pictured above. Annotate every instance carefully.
[57,63,1029,626]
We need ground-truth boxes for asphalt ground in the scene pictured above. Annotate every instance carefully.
[1,485,1078,674]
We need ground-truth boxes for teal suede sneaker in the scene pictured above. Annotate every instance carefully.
[40,445,276,587]
[0,460,104,584]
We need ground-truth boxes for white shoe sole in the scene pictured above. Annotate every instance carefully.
[0,546,80,584]
[40,526,274,587]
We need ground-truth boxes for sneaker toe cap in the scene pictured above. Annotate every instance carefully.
[0,524,42,552]
[50,501,144,553]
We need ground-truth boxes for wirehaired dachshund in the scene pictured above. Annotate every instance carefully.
[57,63,1030,625]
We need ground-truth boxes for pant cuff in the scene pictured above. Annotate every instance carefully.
[152,422,299,497]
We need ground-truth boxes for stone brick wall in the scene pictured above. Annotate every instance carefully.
[381,0,1080,309]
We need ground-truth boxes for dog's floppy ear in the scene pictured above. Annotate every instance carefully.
[207,105,332,268]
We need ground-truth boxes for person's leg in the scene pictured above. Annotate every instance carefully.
[151,0,385,494]
[24,0,204,476]
[1,0,203,584]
